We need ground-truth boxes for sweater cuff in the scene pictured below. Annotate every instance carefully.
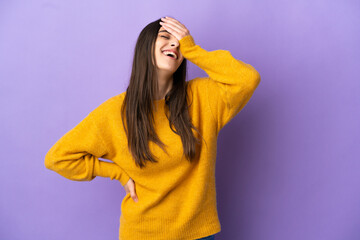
[179,35,196,48]
[93,160,130,186]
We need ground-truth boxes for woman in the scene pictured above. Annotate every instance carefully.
[45,16,261,240]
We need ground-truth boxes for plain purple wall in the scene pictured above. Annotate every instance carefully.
[0,0,359,239]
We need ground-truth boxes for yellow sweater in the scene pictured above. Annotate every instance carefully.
[45,34,261,240]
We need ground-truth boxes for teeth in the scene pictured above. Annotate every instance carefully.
[162,51,177,59]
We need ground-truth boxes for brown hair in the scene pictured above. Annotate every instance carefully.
[120,18,206,169]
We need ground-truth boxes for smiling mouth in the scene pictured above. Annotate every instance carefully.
[162,51,177,60]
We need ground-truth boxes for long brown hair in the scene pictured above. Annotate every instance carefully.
[120,18,205,169]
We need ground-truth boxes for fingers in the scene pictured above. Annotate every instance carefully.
[160,23,181,39]
[161,17,183,33]
[124,178,131,194]
[160,16,190,40]
[127,178,138,202]
[163,16,186,29]
[130,186,138,203]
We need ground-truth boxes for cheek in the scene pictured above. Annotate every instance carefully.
[155,50,163,60]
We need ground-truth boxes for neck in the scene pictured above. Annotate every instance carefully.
[155,70,173,100]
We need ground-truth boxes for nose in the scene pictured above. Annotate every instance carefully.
[170,40,179,48]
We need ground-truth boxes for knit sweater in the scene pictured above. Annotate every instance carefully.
[44,34,261,240]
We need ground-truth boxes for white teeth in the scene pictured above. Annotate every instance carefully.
[162,51,177,59]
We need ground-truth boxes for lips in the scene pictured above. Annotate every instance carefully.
[163,52,176,60]
[162,49,178,56]
[162,49,178,59]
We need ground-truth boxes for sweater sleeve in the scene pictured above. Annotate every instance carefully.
[44,99,130,186]
[179,35,261,132]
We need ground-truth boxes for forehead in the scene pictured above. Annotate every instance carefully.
[158,27,171,34]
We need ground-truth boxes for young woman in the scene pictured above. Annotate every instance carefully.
[45,16,261,240]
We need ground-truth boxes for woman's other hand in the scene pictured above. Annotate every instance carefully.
[124,177,138,202]
[159,16,190,41]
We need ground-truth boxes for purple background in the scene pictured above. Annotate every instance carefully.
[1,0,359,239]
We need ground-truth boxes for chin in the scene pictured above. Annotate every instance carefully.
[158,65,178,73]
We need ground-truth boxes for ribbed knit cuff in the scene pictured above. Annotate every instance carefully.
[179,35,196,48]
[93,160,130,186]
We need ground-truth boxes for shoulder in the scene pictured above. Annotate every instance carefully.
[101,92,126,107]
[187,77,207,86]
[185,77,217,110]
[187,76,220,88]
[88,92,126,119]
[186,77,209,93]
[186,76,219,98]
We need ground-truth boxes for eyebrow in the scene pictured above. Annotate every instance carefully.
[158,30,170,34]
